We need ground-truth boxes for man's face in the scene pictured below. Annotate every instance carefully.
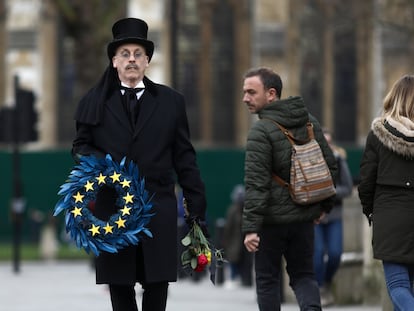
[112,43,149,86]
[243,76,276,113]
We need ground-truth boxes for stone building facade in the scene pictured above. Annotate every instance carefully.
[1,0,413,149]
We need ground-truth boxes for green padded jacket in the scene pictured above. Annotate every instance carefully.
[242,96,338,233]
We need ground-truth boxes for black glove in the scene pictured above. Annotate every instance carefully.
[185,214,210,238]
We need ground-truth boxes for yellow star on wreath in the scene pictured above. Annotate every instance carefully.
[96,173,106,185]
[115,217,126,229]
[120,179,131,188]
[84,180,94,192]
[123,192,134,204]
[71,206,82,217]
[120,206,131,216]
[73,192,84,203]
[110,171,121,183]
[103,223,114,234]
[89,224,100,236]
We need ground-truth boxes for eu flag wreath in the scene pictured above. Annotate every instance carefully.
[54,154,154,256]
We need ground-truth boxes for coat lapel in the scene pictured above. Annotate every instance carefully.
[105,92,133,133]
[133,91,158,137]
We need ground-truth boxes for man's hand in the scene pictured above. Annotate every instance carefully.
[244,232,260,252]
[185,214,210,238]
[314,212,326,225]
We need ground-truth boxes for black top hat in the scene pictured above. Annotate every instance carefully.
[107,18,154,62]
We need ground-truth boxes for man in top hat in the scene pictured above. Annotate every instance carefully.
[72,17,207,311]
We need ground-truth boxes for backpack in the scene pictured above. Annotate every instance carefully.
[267,119,336,205]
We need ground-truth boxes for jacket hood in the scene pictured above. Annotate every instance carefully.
[258,96,309,128]
[372,116,414,158]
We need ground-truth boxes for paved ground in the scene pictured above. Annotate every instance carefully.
[0,261,381,311]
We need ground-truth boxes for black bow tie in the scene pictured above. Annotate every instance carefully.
[121,87,144,94]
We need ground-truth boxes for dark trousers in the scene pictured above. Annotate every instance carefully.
[255,222,321,311]
[108,244,169,311]
[109,282,168,311]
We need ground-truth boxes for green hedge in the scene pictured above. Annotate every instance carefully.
[0,243,90,261]
[0,148,245,242]
[0,147,362,243]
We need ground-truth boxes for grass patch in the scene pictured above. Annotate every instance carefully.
[0,243,90,261]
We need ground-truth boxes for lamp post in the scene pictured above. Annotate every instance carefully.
[11,75,24,273]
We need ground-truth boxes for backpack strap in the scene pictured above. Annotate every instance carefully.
[272,173,290,189]
[305,122,315,140]
[261,118,315,188]
[263,118,313,145]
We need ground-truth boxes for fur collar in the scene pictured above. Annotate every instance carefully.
[372,116,414,158]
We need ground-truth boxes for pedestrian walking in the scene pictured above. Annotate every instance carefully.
[241,67,337,311]
[71,17,207,311]
[314,128,353,307]
[223,184,253,288]
[358,74,414,311]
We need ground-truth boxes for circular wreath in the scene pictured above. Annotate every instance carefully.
[53,154,154,256]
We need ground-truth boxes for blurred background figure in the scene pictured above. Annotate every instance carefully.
[176,184,189,279]
[39,213,59,262]
[223,184,253,289]
[28,208,45,245]
[313,128,353,307]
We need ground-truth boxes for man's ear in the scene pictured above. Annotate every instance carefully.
[268,88,278,101]
[112,57,117,68]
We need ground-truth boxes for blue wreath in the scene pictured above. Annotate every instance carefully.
[53,154,154,256]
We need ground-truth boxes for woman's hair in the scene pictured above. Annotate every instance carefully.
[244,67,283,98]
[382,75,414,121]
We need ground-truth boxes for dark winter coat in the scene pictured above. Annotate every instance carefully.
[321,150,353,223]
[242,96,337,233]
[223,201,244,262]
[72,74,206,284]
[358,117,414,264]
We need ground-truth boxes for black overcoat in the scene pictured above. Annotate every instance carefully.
[359,126,414,264]
[72,75,206,284]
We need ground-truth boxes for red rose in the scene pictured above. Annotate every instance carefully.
[195,253,208,272]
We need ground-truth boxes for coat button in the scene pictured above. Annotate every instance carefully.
[406,181,411,187]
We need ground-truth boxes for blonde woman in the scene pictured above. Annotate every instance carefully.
[358,75,414,310]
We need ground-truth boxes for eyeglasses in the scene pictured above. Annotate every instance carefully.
[117,50,145,60]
